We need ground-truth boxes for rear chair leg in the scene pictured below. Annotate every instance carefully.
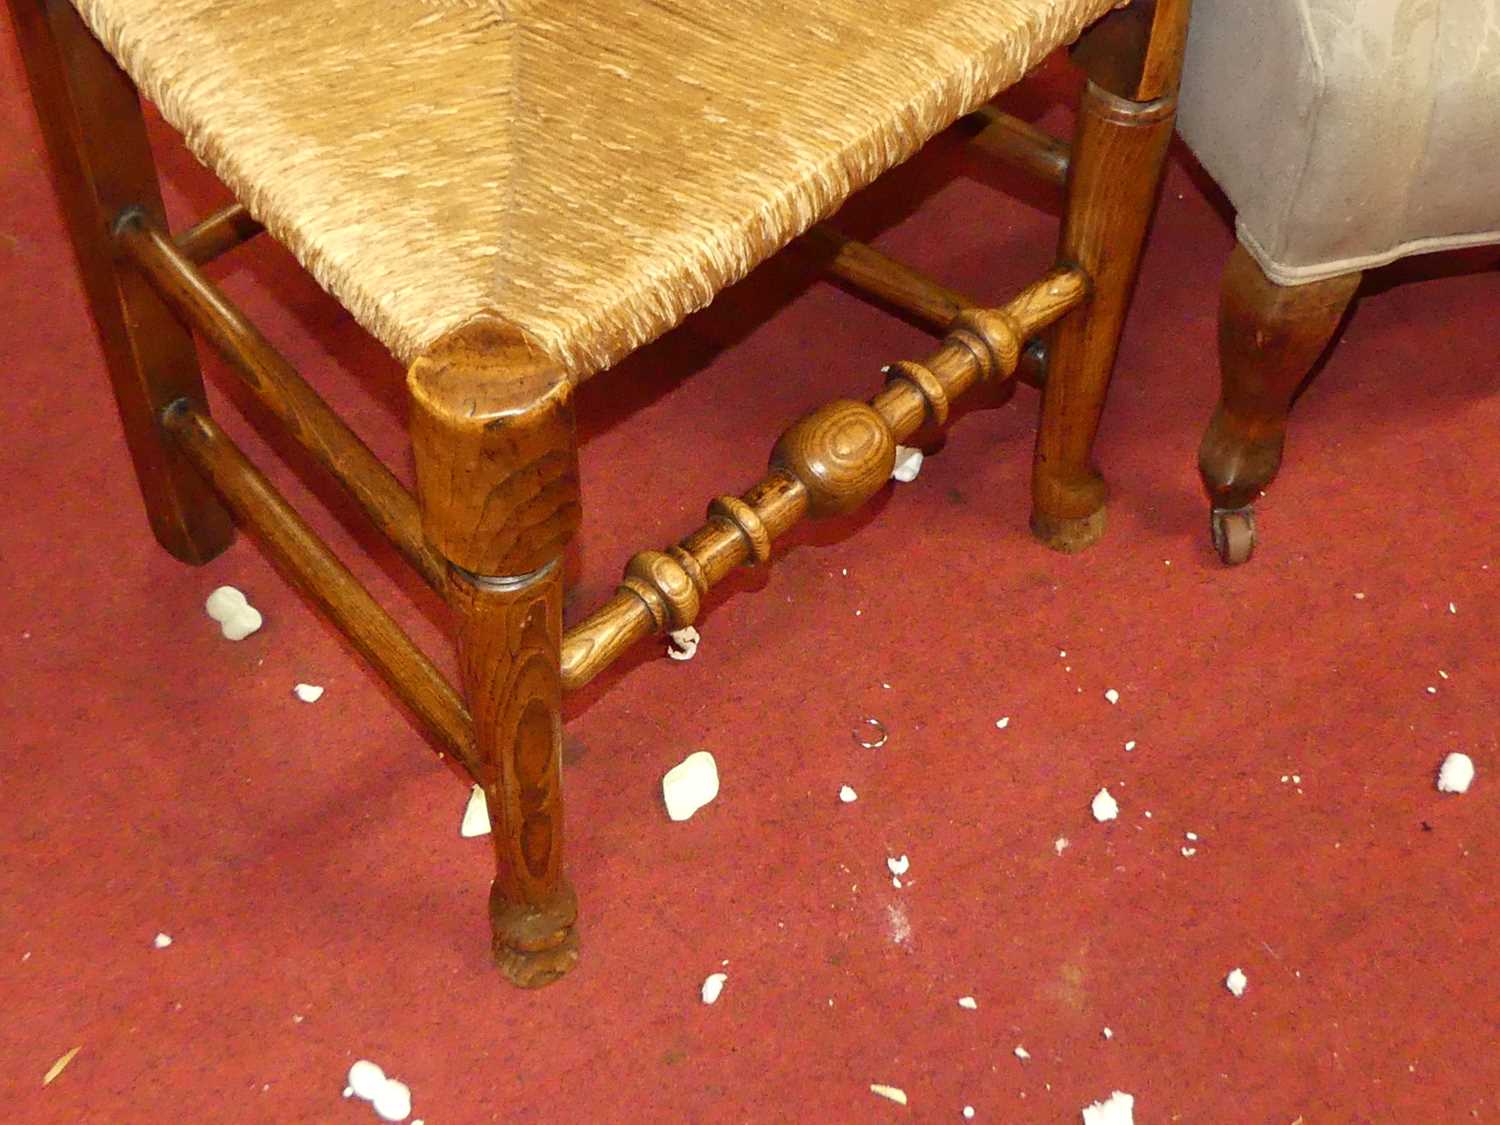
[10,0,232,563]
[1030,1,1189,552]
[409,320,583,988]
[1198,245,1361,564]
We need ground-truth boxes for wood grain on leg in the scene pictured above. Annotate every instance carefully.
[9,0,232,563]
[409,319,581,987]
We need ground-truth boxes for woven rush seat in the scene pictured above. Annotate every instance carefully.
[73,0,1118,379]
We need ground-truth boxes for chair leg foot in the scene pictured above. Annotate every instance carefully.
[1030,505,1107,554]
[490,878,579,988]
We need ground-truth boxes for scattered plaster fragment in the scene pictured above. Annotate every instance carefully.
[666,626,700,661]
[1081,1090,1135,1124]
[1225,968,1248,997]
[842,568,849,576]
[347,1061,387,1101]
[1013,1046,1031,1061]
[963,1108,975,1120]
[1426,686,1437,695]
[1292,775,1301,784]
[1281,775,1290,783]
[1103,688,1120,705]
[1123,741,1136,752]
[701,972,728,1004]
[373,1079,411,1122]
[870,1084,908,1106]
[153,933,172,949]
[1055,837,1070,856]
[995,716,1010,729]
[855,609,862,617]
[1185,832,1198,842]
[891,446,924,482]
[1091,788,1119,822]
[1102,1027,1113,1040]
[882,682,891,690]
[887,854,910,877]
[204,585,262,640]
[1438,670,1449,680]
[957,996,978,1010]
[662,751,719,821]
[293,683,324,703]
[839,785,859,803]
[43,1045,82,1086]
[1143,810,1152,819]
[1180,847,1197,857]
[1059,650,1067,658]
[1449,602,1457,614]
[1437,753,1475,794]
[892,877,903,889]
[460,785,491,838]
[1354,592,1365,600]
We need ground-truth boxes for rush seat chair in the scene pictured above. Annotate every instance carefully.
[11,0,1192,985]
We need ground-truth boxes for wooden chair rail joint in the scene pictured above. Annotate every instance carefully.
[559,266,1088,691]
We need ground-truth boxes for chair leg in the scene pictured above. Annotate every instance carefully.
[9,0,233,563]
[1198,244,1361,564]
[1030,9,1186,553]
[408,320,583,988]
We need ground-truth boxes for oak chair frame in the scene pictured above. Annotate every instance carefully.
[12,0,1192,986]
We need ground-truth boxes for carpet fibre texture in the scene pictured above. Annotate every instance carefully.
[3,26,1497,1125]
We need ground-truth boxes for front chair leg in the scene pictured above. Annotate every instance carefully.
[409,319,583,987]
[1031,1,1188,552]
[1198,244,1361,564]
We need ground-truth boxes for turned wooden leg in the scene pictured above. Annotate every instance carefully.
[1198,244,1361,564]
[409,321,583,987]
[1031,2,1188,552]
[10,0,233,563]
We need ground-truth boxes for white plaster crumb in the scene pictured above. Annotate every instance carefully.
[1065,666,1073,672]
[1059,650,1067,658]
[1438,670,1449,680]
[1425,686,1437,695]
[839,785,859,803]
[1013,1046,1031,1061]
[1437,753,1475,794]
[1180,847,1197,857]
[1292,775,1301,784]
[886,902,912,945]
[701,972,728,1004]
[995,716,1010,729]
[1449,602,1457,614]
[882,682,891,690]
[1091,788,1119,822]
[1054,837,1070,856]
[842,568,849,576]
[293,683,324,703]
[892,877,903,889]
[963,1108,975,1120]
[870,1084,908,1106]
[887,854,910,877]
[153,932,172,949]
[1280,775,1290,783]
[292,1014,304,1024]
[1143,810,1152,819]
[666,625,701,661]
[204,585,262,640]
[855,609,862,616]
[957,996,978,1010]
[1103,688,1120,705]
[1185,832,1198,842]
[1102,1027,1113,1040]
[1225,968,1248,997]
[1081,1090,1134,1124]
[1123,740,1136,752]
[347,1061,387,1101]
[372,1078,411,1122]
[891,445,924,482]
[343,1087,354,1099]
[21,951,30,962]
[460,784,491,838]
[1354,592,1365,600]
[662,751,719,821]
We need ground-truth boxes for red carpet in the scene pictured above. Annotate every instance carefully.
[4,26,1497,1124]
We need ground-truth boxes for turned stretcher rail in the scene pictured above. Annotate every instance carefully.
[560,266,1089,691]
[175,202,264,265]
[162,401,480,782]
[963,105,1071,187]
[117,213,449,594]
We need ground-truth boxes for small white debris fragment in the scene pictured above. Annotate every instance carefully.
[891,877,903,889]
[1437,753,1475,795]
[995,716,1010,729]
[43,1045,82,1086]
[1103,688,1120,705]
[1091,788,1119,822]
[839,785,859,803]
[1354,592,1366,600]
[1292,775,1301,784]
[701,972,728,1004]
[666,625,701,661]
[1081,1090,1135,1124]
[460,784,491,838]
[1123,740,1136,752]
[1054,837,1070,856]
[153,932,172,949]
[887,854,910,877]
[1448,602,1457,614]
[1013,1046,1031,1061]
[963,1108,975,1120]
[1425,685,1437,695]
[292,682,324,703]
[957,996,978,1010]
[870,1084,908,1106]
[1225,968,1248,997]
[1438,670,1449,680]
[347,1061,387,1102]
[891,445,924,482]
[1184,832,1198,842]
[372,1078,412,1122]
[1180,847,1197,857]
[1280,775,1289,783]
[204,585,262,641]
[1143,810,1152,819]
[662,750,719,821]
[1102,1027,1113,1040]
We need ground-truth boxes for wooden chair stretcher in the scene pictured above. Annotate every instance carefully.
[11,0,1192,986]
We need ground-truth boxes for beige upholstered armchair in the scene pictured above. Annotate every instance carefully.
[1177,0,1500,562]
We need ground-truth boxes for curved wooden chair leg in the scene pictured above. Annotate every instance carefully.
[1198,244,1361,564]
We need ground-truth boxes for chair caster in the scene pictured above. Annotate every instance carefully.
[1210,506,1255,565]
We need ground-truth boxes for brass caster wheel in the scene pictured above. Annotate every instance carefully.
[1210,506,1256,565]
